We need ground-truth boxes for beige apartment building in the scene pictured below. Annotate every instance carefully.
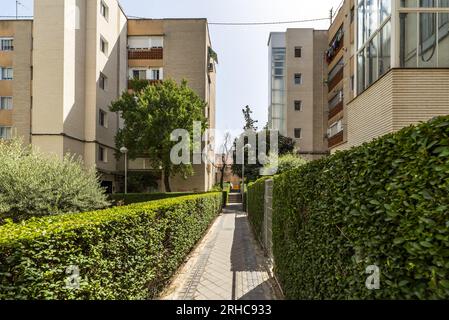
[268,29,329,159]
[327,0,449,151]
[0,0,216,193]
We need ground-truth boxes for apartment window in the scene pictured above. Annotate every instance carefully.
[351,7,355,23]
[100,37,108,55]
[0,67,13,80]
[294,100,302,111]
[0,38,13,51]
[328,120,343,138]
[132,69,147,80]
[99,109,108,128]
[294,128,302,139]
[99,146,107,163]
[0,126,12,140]
[128,36,164,49]
[0,97,12,110]
[294,47,302,58]
[100,1,109,21]
[294,73,302,85]
[151,69,160,80]
[99,73,107,90]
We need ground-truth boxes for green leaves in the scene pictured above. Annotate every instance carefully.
[269,115,449,299]
[0,193,223,300]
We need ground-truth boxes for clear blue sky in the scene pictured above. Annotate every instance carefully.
[2,0,341,136]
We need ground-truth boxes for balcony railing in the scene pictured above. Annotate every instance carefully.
[128,79,162,90]
[128,47,163,60]
[328,91,344,119]
[328,130,344,148]
[325,27,344,64]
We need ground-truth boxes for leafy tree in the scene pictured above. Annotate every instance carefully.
[213,132,233,190]
[263,153,307,175]
[242,105,258,131]
[231,132,295,182]
[110,79,208,192]
[0,139,109,223]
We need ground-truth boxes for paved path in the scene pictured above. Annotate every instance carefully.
[162,204,279,300]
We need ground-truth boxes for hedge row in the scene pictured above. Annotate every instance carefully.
[273,116,449,299]
[109,192,196,205]
[0,193,223,299]
[247,177,270,244]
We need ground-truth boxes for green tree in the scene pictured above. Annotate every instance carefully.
[110,79,208,192]
[242,105,259,131]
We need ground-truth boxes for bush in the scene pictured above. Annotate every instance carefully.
[247,177,271,243]
[273,116,449,299]
[264,153,307,175]
[0,193,223,299]
[0,140,109,223]
[110,192,195,205]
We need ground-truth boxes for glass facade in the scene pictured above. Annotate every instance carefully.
[399,2,449,68]
[357,0,391,94]
[270,47,286,135]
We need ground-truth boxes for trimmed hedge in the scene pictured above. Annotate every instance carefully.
[273,116,449,299]
[0,193,223,299]
[109,192,195,205]
[247,177,270,243]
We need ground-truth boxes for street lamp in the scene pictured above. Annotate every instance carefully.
[241,144,252,210]
[120,147,129,194]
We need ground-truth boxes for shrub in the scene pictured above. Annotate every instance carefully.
[264,153,307,175]
[0,139,109,223]
[110,192,195,205]
[273,116,449,299]
[0,193,223,299]
[247,177,271,243]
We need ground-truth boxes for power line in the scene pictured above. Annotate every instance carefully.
[127,16,330,26]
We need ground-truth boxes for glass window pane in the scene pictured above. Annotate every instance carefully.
[357,51,365,94]
[440,0,449,7]
[358,0,366,50]
[379,21,391,76]
[438,13,449,66]
[367,0,379,37]
[400,13,418,67]
[401,0,418,6]
[368,35,379,85]
[381,0,391,22]
[419,13,437,67]
[420,0,437,6]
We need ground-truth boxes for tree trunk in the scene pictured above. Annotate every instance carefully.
[163,168,172,193]
[220,165,226,190]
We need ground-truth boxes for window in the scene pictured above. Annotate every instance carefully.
[128,36,164,49]
[132,69,147,80]
[294,128,302,139]
[100,1,109,20]
[0,38,13,51]
[294,100,302,111]
[294,73,302,85]
[99,73,107,90]
[99,146,107,162]
[0,67,13,80]
[99,109,108,128]
[0,97,12,110]
[294,47,302,58]
[351,7,355,23]
[100,37,108,55]
[328,120,343,138]
[0,126,12,140]
[150,68,163,80]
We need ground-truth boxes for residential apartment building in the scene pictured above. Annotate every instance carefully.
[327,0,449,151]
[0,0,216,193]
[268,29,329,159]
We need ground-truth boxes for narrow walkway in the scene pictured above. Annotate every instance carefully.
[162,204,279,300]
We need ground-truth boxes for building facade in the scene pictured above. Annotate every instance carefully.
[268,29,329,159]
[328,0,449,151]
[0,0,216,193]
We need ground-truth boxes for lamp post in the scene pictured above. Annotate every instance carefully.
[120,147,129,194]
[241,144,251,209]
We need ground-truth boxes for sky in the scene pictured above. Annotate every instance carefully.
[2,0,342,144]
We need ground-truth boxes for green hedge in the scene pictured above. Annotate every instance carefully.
[247,177,270,243]
[109,192,195,205]
[273,116,449,299]
[0,193,223,299]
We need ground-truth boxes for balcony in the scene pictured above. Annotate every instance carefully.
[327,59,344,92]
[328,91,344,119]
[128,48,163,60]
[328,131,344,148]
